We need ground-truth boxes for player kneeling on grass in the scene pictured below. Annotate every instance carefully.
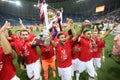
[20,30,42,80]
[0,32,20,80]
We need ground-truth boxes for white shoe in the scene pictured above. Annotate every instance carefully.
[88,77,95,80]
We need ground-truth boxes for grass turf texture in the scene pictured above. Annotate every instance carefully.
[12,27,120,80]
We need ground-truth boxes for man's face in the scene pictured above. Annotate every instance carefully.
[0,40,1,47]
[21,31,29,41]
[84,31,92,39]
[93,31,98,37]
[98,31,105,39]
[58,34,66,45]
[16,31,21,38]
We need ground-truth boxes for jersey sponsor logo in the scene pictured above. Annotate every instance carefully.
[23,46,30,56]
[61,49,67,60]
[0,61,3,72]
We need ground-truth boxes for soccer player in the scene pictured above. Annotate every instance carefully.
[10,30,25,70]
[50,20,90,80]
[92,31,105,70]
[39,41,56,80]
[20,30,42,80]
[71,40,81,80]
[76,29,97,80]
[19,18,36,42]
[92,22,119,70]
[67,25,80,80]
[0,32,20,80]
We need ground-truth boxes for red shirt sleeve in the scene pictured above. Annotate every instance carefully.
[100,40,105,48]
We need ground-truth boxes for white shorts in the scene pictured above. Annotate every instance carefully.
[77,59,96,77]
[58,66,72,80]
[72,58,79,71]
[93,58,101,69]
[11,75,20,80]
[26,59,41,80]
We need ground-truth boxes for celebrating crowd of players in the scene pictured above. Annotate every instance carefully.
[0,16,119,80]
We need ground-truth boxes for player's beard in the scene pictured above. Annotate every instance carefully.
[59,40,65,46]
[24,37,28,41]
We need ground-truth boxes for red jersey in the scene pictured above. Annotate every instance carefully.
[78,36,93,62]
[0,48,16,80]
[55,39,73,68]
[9,34,16,46]
[30,26,33,31]
[22,40,39,64]
[60,31,68,37]
[39,44,54,60]
[92,38,105,58]
[52,31,68,43]
[12,38,24,55]
[71,41,80,59]
[36,26,39,31]
[28,33,36,41]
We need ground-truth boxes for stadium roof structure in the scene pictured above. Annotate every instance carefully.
[28,0,69,3]
[0,0,120,14]
[0,0,119,25]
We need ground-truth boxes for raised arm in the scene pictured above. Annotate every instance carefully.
[65,18,76,40]
[49,30,56,47]
[0,21,13,41]
[0,32,13,55]
[72,20,91,41]
[100,22,119,39]
[69,19,76,36]
[19,18,26,29]
[0,21,10,33]
[101,48,105,62]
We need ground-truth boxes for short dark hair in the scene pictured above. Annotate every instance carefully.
[8,30,12,37]
[15,30,21,33]
[68,29,72,36]
[83,30,91,34]
[57,33,64,39]
[49,27,53,32]
[20,30,29,35]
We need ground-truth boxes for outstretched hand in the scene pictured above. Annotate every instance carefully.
[19,18,23,24]
[113,22,119,29]
[67,18,74,27]
[82,20,91,27]
[101,56,105,62]
[0,20,10,33]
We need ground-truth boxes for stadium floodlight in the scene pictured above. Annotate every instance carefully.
[15,1,21,6]
[7,0,21,7]
[34,4,37,7]
[8,0,14,3]
[2,0,9,2]
[1,0,8,1]
[33,4,38,7]
[76,0,84,3]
